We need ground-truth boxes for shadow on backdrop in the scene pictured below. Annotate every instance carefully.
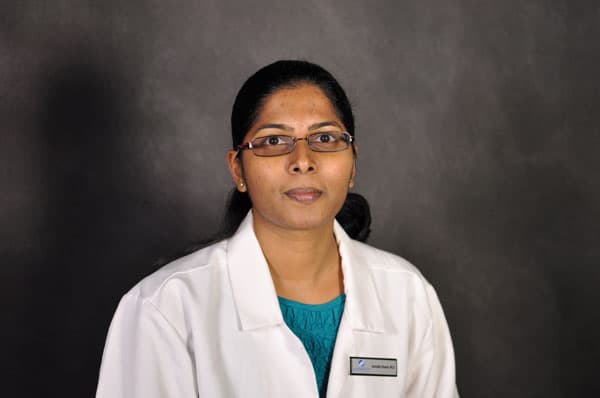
[12,44,179,397]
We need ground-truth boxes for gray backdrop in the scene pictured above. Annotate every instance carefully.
[2,1,599,397]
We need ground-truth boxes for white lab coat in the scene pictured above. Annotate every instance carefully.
[96,211,458,397]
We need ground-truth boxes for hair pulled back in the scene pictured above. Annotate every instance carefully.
[223,60,370,242]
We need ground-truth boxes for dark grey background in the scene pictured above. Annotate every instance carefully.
[2,1,599,397]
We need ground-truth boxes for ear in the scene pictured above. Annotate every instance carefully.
[226,150,247,192]
[349,144,357,188]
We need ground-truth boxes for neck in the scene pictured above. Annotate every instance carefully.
[252,215,344,304]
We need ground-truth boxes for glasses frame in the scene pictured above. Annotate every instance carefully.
[236,131,354,157]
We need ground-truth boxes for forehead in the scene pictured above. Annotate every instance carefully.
[254,84,340,126]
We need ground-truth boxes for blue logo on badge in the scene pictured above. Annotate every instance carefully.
[358,359,365,368]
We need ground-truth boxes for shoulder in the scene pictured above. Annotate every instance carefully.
[112,240,232,338]
[346,239,451,334]
[126,239,229,303]
[343,238,441,314]
[334,218,425,280]
[346,238,426,279]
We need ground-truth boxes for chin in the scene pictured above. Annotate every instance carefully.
[253,204,339,233]
[280,212,335,231]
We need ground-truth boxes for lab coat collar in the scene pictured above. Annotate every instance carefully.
[227,211,283,330]
[334,221,386,333]
[227,211,386,333]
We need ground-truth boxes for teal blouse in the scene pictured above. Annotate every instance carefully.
[278,294,346,398]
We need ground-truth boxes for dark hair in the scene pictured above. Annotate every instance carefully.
[223,60,371,242]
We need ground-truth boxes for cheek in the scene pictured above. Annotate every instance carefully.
[324,158,355,185]
[243,160,281,194]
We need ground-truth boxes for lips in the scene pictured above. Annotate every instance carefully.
[284,187,323,203]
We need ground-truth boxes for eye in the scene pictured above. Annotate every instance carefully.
[267,135,284,145]
[318,134,331,143]
[254,135,288,147]
[310,131,342,145]
[313,132,338,143]
[265,135,281,145]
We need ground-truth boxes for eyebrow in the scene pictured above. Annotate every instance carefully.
[254,121,343,133]
[255,123,293,132]
[308,121,343,130]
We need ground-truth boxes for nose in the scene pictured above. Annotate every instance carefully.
[287,138,316,174]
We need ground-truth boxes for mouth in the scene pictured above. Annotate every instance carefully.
[284,187,323,204]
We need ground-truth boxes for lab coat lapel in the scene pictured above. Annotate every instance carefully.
[327,221,389,397]
[226,211,283,331]
[334,221,386,333]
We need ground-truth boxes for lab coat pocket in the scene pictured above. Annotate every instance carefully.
[346,371,405,397]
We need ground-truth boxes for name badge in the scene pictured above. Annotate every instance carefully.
[349,356,397,377]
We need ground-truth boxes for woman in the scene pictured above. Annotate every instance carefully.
[96,60,458,397]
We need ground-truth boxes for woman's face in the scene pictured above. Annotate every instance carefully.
[227,84,356,233]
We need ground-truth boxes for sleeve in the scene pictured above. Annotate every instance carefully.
[95,292,198,398]
[405,282,459,398]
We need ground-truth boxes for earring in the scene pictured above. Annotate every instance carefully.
[239,182,245,188]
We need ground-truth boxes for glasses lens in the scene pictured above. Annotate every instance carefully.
[308,132,351,152]
[252,135,294,156]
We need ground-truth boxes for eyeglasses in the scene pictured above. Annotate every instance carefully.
[236,131,354,157]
